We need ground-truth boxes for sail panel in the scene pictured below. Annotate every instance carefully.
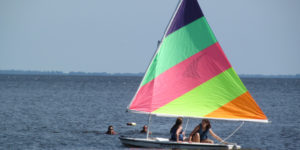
[152,68,247,116]
[141,17,217,86]
[129,43,231,112]
[205,91,267,120]
[166,0,204,36]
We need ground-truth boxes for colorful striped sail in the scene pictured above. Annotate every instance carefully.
[128,0,268,123]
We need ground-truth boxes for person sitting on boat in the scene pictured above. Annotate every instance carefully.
[188,119,224,143]
[170,117,186,142]
[106,125,117,135]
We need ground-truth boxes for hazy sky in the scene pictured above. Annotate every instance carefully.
[1,0,299,74]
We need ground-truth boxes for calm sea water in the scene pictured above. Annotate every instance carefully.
[0,75,299,150]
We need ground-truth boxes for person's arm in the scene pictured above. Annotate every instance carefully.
[188,125,200,142]
[209,129,224,143]
[176,126,183,142]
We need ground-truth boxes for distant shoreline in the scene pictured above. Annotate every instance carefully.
[0,70,299,78]
[0,70,144,77]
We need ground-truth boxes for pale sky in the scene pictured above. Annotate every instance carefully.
[1,0,299,74]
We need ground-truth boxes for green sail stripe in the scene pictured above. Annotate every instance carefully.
[141,17,217,86]
[153,68,248,117]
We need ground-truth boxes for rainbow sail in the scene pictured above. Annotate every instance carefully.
[128,0,268,123]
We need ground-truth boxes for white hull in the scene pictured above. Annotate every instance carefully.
[119,136,241,149]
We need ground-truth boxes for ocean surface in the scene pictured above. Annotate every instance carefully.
[0,75,299,150]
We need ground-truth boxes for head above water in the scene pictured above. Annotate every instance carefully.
[106,125,117,135]
[201,119,211,129]
[108,125,113,131]
[141,125,148,133]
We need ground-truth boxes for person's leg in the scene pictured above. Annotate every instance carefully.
[192,133,200,142]
[200,139,214,144]
[182,132,187,141]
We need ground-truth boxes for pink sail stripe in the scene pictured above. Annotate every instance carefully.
[129,43,232,112]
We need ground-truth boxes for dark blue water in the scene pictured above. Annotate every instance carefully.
[0,75,299,150]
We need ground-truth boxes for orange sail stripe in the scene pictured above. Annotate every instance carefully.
[205,91,267,120]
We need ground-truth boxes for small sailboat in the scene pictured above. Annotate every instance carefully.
[120,0,268,149]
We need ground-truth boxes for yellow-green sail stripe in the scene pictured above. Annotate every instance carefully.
[153,68,247,117]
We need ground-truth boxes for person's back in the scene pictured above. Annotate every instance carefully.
[170,125,178,141]
[170,117,185,142]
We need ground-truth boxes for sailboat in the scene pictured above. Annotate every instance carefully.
[120,0,268,149]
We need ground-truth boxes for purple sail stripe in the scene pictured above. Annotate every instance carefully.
[166,0,204,37]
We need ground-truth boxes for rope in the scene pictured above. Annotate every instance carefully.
[221,121,244,143]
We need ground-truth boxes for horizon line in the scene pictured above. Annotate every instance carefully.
[0,69,300,77]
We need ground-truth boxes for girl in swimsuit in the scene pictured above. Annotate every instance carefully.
[188,119,224,143]
[170,117,186,142]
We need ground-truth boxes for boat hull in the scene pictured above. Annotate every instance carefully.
[119,136,241,149]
